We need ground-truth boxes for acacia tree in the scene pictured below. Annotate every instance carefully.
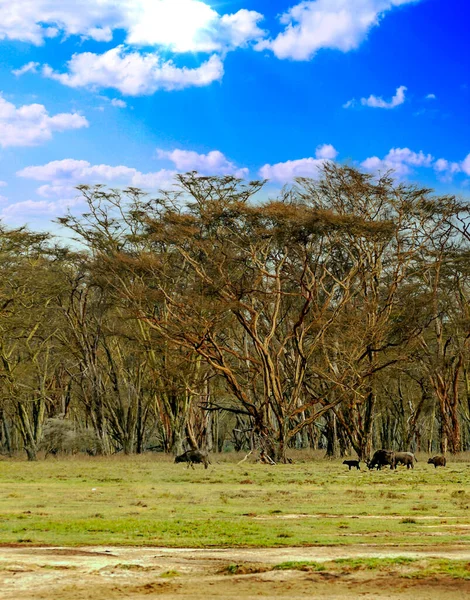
[57,187,212,455]
[137,319,212,454]
[56,167,470,459]
[56,260,166,455]
[376,366,434,452]
[293,167,459,459]
[0,226,67,459]
[415,212,470,454]
[61,169,400,462]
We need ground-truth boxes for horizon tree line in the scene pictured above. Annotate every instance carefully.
[0,164,469,461]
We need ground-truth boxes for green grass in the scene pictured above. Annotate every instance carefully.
[272,557,470,579]
[0,452,469,547]
[159,569,181,578]
[274,560,326,571]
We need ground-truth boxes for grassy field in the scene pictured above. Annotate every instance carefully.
[0,451,469,548]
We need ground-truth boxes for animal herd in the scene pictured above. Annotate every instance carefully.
[174,448,447,471]
[343,450,447,471]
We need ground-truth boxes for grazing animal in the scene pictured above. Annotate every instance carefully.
[394,452,417,469]
[175,449,210,469]
[367,449,396,470]
[428,455,446,468]
[343,460,360,470]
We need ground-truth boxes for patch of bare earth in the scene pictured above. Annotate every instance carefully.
[0,546,469,599]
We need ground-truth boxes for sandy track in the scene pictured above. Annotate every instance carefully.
[1,545,469,599]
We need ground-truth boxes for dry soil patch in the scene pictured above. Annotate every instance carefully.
[1,545,470,599]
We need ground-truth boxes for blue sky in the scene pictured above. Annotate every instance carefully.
[0,0,469,231]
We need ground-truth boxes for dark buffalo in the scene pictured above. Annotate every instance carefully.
[367,449,396,470]
[343,460,361,470]
[428,455,446,468]
[394,452,417,469]
[175,449,210,469]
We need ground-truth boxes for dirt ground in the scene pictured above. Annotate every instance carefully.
[1,545,469,599]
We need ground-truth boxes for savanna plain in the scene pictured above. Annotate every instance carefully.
[0,451,469,599]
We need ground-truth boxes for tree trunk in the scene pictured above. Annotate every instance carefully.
[25,445,38,461]
[323,412,339,458]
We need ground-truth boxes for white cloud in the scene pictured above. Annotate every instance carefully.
[345,85,407,109]
[0,1,118,44]
[259,144,338,182]
[129,171,176,188]
[17,150,249,204]
[361,85,407,108]
[43,46,224,95]
[0,95,88,147]
[257,0,420,61]
[362,148,470,181]
[426,93,436,100]
[2,199,67,217]
[217,10,266,51]
[17,158,178,196]
[157,149,248,178]
[126,3,265,53]
[12,62,40,76]
[386,147,433,167]
[18,159,93,182]
[0,196,89,225]
[433,158,461,178]
[125,0,218,51]
[0,1,265,52]
[110,98,127,108]
[1,2,264,97]
[315,143,338,159]
[361,147,434,177]
[37,184,79,199]
[460,154,470,176]
[0,196,91,225]
[259,158,326,182]
[0,181,7,187]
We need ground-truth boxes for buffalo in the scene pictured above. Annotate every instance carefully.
[343,460,361,470]
[367,449,396,470]
[175,449,210,469]
[394,452,417,469]
[428,455,446,468]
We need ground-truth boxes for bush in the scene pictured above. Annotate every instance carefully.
[40,418,102,456]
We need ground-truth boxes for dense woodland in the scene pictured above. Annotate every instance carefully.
[1,164,469,462]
